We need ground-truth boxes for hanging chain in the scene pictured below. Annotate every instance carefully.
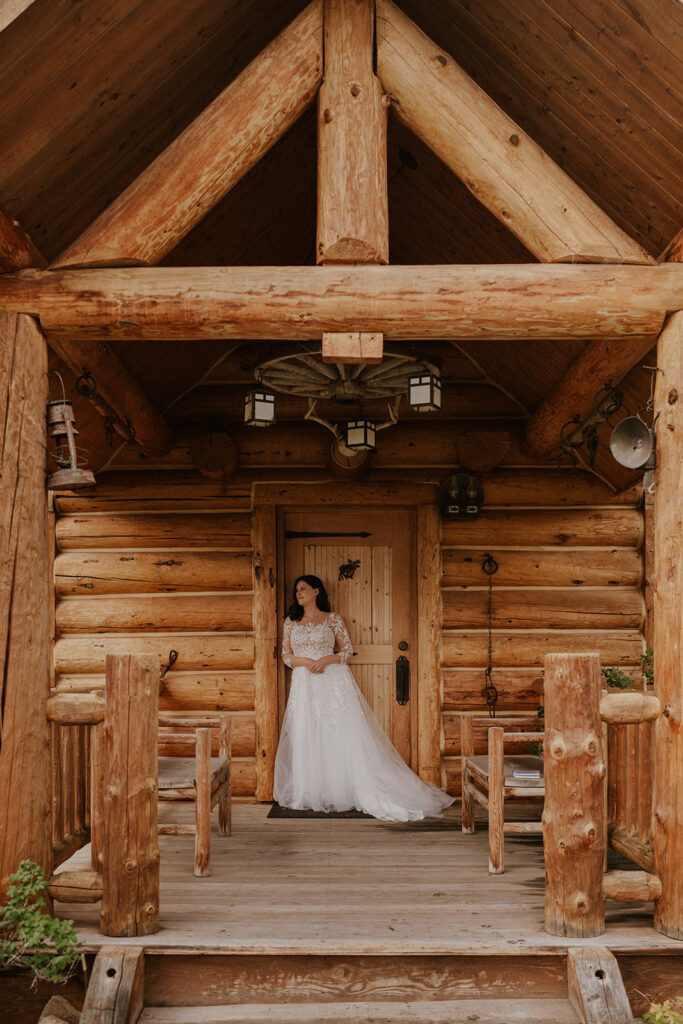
[481,553,498,718]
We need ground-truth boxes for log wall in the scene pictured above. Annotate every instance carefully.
[53,477,257,799]
[52,456,646,806]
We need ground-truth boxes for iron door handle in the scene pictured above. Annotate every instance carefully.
[396,655,410,706]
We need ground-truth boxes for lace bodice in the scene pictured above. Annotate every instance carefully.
[281,613,353,667]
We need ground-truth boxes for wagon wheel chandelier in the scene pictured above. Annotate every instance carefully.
[243,345,442,454]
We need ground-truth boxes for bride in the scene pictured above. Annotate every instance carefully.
[273,574,454,821]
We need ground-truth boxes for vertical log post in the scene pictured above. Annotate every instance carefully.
[90,722,104,872]
[218,715,232,837]
[488,727,504,874]
[461,717,474,834]
[543,652,606,937]
[652,309,683,940]
[253,506,279,802]
[100,654,159,937]
[317,0,389,264]
[417,504,442,785]
[0,313,52,900]
[194,728,211,878]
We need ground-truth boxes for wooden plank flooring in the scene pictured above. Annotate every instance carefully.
[55,804,677,953]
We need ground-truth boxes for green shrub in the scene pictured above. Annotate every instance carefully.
[643,997,683,1024]
[0,860,83,987]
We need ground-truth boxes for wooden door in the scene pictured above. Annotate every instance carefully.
[282,509,415,766]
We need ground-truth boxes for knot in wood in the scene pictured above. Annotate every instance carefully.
[668,387,678,404]
[582,822,598,844]
[550,739,567,761]
[435,53,447,65]
[350,83,361,97]
[509,133,520,146]
[584,736,599,756]
[323,108,333,123]
[573,892,588,912]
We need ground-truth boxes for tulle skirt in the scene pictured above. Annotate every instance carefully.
[273,663,454,822]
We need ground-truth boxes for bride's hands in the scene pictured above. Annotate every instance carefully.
[309,655,334,674]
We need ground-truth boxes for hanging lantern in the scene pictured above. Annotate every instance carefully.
[345,419,376,451]
[244,389,276,427]
[408,372,442,413]
[46,375,96,491]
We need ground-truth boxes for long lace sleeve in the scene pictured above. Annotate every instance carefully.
[281,618,294,668]
[330,613,353,664]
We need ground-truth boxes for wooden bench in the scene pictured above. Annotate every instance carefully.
[461,717,544,874]
[157,714,232,878]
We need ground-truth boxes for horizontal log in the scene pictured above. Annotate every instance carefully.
[55,550,253,595]
[56,593,253,633]
[53,1,323,268]
[376,0,651,265]
[602,870,662,902]
[443,668,544,709]
[441,508,644,547]
[1,264,679,340]
[46,692,105,725]
[504,822,544,835]
[54,472,253,514]
[159,716,254,758]
[47,870,103,904]
[54,634,254,675]
[608,826,654,873]
[442,548,642,588]
[442,588,644,630]
[55,671,255,712]
[157,824,196,835]
[442,630,644,668]
[230,760,256,797]
[444,714,540,756]
[55,512,251,550]
[600,692,661,724]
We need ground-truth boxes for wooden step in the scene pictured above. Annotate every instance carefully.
[140,998,580,1023]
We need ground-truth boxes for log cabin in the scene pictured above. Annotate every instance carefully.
[0,0,682,1021]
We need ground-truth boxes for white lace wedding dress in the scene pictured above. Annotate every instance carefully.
[273,613,454,821]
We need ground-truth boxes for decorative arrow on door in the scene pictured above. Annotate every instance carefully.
[285,531,372,539]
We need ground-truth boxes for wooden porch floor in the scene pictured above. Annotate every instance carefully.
[56,804,678,955]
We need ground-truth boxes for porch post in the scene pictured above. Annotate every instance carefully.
[0,312,52,898]
[652,309,683,940]
[252,504,279,801]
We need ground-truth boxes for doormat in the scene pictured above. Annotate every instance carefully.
[267,802,373,819]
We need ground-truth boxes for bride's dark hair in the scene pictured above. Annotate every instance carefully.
[286,574,331,621]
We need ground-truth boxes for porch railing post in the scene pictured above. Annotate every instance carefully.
[543,651,606,937]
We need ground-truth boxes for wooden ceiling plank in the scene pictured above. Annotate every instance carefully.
[524,238,683,460]
[508,0,683,180]
[1,263,677,340]
[317,0,388,264]
[0,205,171,455]
[0,0,41,36]
[415,0,679,254]
[52,1,323,269]
[376,0,653,265]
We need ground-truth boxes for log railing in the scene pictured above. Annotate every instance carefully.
[50,722,91,869]
[543,652,662,938]
[606,717,654,871]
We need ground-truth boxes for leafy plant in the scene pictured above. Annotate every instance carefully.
[601,665,635,689]
[643,997,683,1024]
[525,702,544,757]
[0,861,83,988]
[641,647,654,687]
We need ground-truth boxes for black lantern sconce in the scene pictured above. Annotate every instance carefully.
[46,373,96,491]
[345,419,377,451]
[439,472,485,519]
[408,372,442,413]
[244,389,276,427]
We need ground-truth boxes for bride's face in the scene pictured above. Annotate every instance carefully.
[295,580,319,608]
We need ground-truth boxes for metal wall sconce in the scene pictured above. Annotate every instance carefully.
[408,372,442,412]
[345,419,376,451]
[438,473,485,519]
[244,389,276,427]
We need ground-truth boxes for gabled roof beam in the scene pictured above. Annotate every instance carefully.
[525,228,683,459]
[1,264,679,341]
[0,205,171,455]
[376,0,653,266]
[52,1,323,270]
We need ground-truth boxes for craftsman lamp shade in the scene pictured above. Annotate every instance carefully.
[244,389,276,427]
[345,419,376,451]
[408,373,442,413]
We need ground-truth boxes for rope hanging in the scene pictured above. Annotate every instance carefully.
[481,553,499,718]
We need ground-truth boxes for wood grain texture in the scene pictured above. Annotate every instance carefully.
[317,0,388,264]
[100,655,159,936]
[652,309,683,940]
[53,1,323,268]
[543,652,606,937]
[567,947,633,1024]
[417,505,441,784]
[376,0,652,265]
[79,946,144,1024]
[1,264,677,341]
[252,506,279,801]
[0,313,52,898]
